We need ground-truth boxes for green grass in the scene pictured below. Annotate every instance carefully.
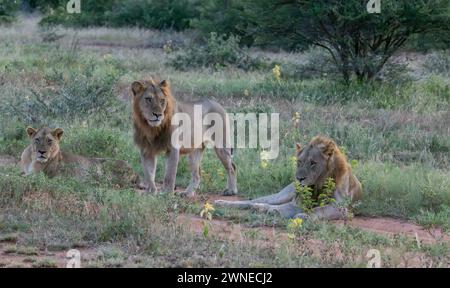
[0,16,448,267]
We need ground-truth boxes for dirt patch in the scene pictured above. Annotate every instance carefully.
[334,217,449,244]
[0,242,97,268]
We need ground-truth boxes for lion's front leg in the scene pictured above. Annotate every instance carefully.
[162,148,180,193]
[140,152,157,194]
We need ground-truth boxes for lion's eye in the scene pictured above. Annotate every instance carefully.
[310,160,316,166]
[145,97,152,103]
[48,140,53,145]
[34,139,39,144]
[160,99,165,105]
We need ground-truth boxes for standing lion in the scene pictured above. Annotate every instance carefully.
[131,77,237,197]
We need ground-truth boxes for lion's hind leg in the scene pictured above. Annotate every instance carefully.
[182,148,204,198]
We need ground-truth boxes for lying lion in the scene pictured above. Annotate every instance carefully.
[20,126,139,187]
[131,77,237,197]
[215,136,362,220]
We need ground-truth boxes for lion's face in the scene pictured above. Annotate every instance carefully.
[131,80,170,127]
[295,138,335,187]
[26,127,63,163]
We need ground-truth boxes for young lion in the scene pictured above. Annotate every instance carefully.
[131,77,237,197]
[215,136,362,220]
[20,126,139,187]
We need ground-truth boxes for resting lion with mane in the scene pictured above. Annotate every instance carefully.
[215,136,362,220]
[20,126,139,187]
[131,77,237,197]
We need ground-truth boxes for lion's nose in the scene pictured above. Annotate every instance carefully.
[38,150,46,155]
[153,112,162,118]
[297,177,306,182]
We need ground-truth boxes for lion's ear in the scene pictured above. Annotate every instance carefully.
[52,128,64,141]
[321,142,336,158]
[160,80,169,88]
[296,143,302,151]
[26,126,37,138]
[131,81,145,96]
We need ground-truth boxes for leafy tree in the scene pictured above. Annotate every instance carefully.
[191,0,253,45]
[243,0,450,82]
[107,0,199,31]
[0,0,20,24]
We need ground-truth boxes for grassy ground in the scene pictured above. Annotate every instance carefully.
[0,16,448,267]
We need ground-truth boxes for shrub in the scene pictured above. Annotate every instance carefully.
[0,120,29,156]
[62,127,136,161]
[40,0,199,30]
[0,53,123,125]
[423,50,450,76]
[191,0,254,46]
[0,0,20,24]
[106,0,198,31]
[170,32,265,71]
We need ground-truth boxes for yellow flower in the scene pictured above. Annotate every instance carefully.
[204,202,215,213]
[272,64,281,81]
[244,89,250,97]
[260,160,269,169]
[200,202,215,220]
[288,218,303,230]
[292,218,303,227]
[291,112,300,126]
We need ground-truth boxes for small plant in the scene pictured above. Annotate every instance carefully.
[260,151,271,169]
[294,177,337,214]
[31,259,58,268]
[415,205,450,239]
[423,51,450,75]
[294,181,315,214]
[200,202,215,238]
[287,217,303,240]
[318,178,336,207]
[291,112,300,128]
[272,64,281,81]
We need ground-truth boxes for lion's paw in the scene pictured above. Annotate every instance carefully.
[221,189,237,196]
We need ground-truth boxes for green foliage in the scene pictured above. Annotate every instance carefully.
[355,162,450,218]
[294,181,315,214]
[40,0,199,30]
[318,178,336,207]
[170,32,265,71]
[191,0,253,46]
[107,0,198,31]
[0,49,123,125]
[0,0,20,24]
[415,205,450,232]
[62,127,134,159]
[0,120,29,156]
[242,0,450,82]
[294,178,336,214]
